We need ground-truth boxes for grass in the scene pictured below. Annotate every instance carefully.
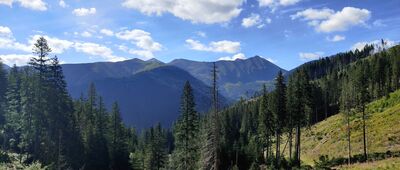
[336,157,400,170]
[280,89,400,166]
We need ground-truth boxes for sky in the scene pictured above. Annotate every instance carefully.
[0,0,399,70]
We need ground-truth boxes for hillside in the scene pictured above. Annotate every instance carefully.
[287,89,400,165]
[62,58,164,96]
[170,56,285,99]
[91,65,224,128]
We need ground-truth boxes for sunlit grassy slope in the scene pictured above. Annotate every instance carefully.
[282,90,400,165]
[335,157,400,170]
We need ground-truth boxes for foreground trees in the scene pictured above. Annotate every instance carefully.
[172,81,200,170]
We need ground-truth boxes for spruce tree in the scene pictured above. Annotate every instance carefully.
[270,70,286,166]
[173,81,200,170]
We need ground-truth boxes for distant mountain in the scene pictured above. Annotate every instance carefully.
[62,58,164,97]
[61,56,283,128]
[76,65,221,128]
[2,64,10,71]
[169,56,287,99]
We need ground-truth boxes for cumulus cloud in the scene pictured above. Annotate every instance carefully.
[326,35,346,42]
[291,7,371,33]
[122,0,244,24]
[0,0,47,10]
[0,26,30,52]
[351,39,397,52]
[74,42,126,62]
[186,39,240,53]
[29,35,74,54]
[0,54,34,66]
[290,8,334,20]
[299,52,324,60]
[242,14,272,28]
[196,31,206,38]
[116,29,162,51]
[115,29,162,59]
[59,0,67,8]
[72,8,96,16]
[242,14,262,28]
[218,53,246,61]
[0,0,13,6]
[80,31,92,38]
[0,26,12,37]
[258,0,301,11]
[100,29,114,36]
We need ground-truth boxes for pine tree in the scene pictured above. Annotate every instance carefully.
[340,77,355,165]
[353,61,370,160]
[0,60,7,127]
[172,81,200,170]
[270,70,286,166]
[287,69,311,167]
[257,84,272,161]
[109,102,130,169]
[4,65,22,151]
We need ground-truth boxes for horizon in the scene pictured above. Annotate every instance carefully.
[0,0,399,70]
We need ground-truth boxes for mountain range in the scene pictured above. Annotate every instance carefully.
[3,56,286,128]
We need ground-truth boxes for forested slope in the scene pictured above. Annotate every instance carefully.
[288,89,400,165]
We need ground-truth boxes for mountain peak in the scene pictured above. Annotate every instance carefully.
[146,58,164,64]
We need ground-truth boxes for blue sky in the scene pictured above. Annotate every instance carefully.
[0,0,399,70]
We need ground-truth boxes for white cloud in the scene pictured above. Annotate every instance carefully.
[373,19,386,27]
[292,7,371,33]
[0,26,30,52]
[299,52,324,60]
[115,29,162,59]
[326,35,346,42]
[0,54,34,66]
[266,17,272,24]
[72,8,96,16]
[116,29,162,51]
[122,0,244,24]
[351,39,397,52]
[100,29,114,36]
[196,31,206,38]
[186,39,240,53]
[59,0,67,8]
[218,53,246,61]
[81,31,92,37]
[19,0,47,11]
[74,42,126,62]
[258,0,301,11]
[118,44,154,60]
[0,26,12,37]
[29,35,74,54]
[265,57,277,63]
[0,0,13,6]
[290,8,334,20]
[242,14,262,28]
[0,0,47,10]
[242,13,271,28]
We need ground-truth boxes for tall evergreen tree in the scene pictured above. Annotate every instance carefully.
[173,81,200,170]
[340,77,355,165]
[109,102,130,169]
[270,70,286,166]
[353,61,370,160]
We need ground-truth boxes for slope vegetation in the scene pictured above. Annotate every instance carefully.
[293,89,400,165]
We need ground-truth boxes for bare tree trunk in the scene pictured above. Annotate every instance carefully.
[275,129,280,167]
[289,128,293,160]
[362,105,367,161]
[347,111,351,165]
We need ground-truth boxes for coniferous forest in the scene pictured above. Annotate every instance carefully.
[1,36,400,170]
